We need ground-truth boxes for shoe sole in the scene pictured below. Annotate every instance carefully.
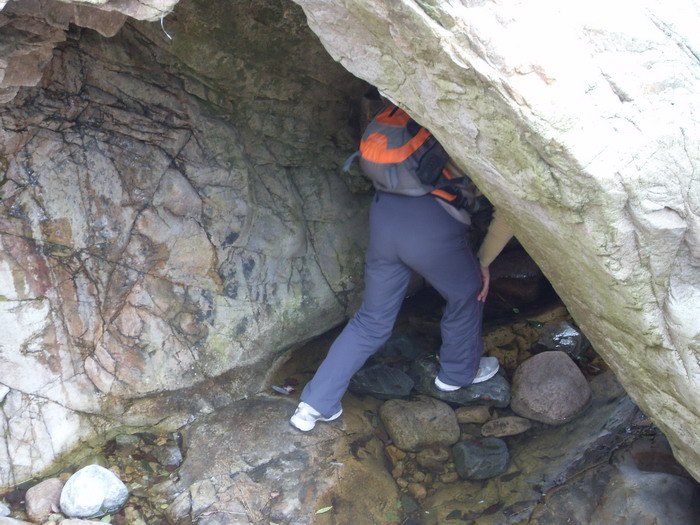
[472,366,499,384]
[435,364,500,391]
[434,377,460,392]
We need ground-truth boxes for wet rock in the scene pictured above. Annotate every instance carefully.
[590,466,700,525]
[114,434,141,447]
[0,518,33,525]
[483,326,518,348]
[407,482,428,500]
[529,434,700,525]
[613,434,693,479]
[487,343,521,374]
[481,416,532,437]
[163,396,400,524]
[60,465,128,519]
[349,364,415,399]
[384,445,407,467]
[409,356,511,407]
[529,463,615,525]
[380,396,460,452]
[511,351,592,425]
[78,455,110,469]
[453,438,510,480]
[400,493,420,513]
[151,444,183,467]
[61,519,110,525]
[589,370,626,402]
[459,423,485,440]
[440,471,459,484]
[425,394,642,522]
[455,405,493,424]
[25,478,63,522]
[416,446,450,473]
[373,332,430,362]
[536,321,589,358]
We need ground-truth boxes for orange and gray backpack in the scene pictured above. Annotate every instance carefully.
[344,103,480,213]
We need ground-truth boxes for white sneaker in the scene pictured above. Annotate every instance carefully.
[434,357,500,391]
[434,376,461,392]
[290,401,343,432]
[472,356,500,384]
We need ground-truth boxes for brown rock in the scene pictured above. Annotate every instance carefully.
[439,471,459,484]
[384,445,407,467]
[460,423,484,440]
[410,471,426,483]
[407,483,427,500]
[379,396,460,452]
[455,406,493,424]
[481,416,532,437]
[487,345,520,372]
[25,478,64,522]
[511,351,592,425]
[416,446,450,473]
[483,326,516,348]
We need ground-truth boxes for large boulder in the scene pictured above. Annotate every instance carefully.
[160,396,401,524]
[293,0,700,480]
[0,0,369,488]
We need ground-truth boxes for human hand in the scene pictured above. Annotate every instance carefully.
[477,264,490,302]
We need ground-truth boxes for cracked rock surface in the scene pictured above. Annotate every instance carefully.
[0,0,368,487]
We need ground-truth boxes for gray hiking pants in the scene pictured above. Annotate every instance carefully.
[301,192,484,417]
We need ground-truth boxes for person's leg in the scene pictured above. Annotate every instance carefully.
[397,197,484,386]
[299,194,412,417]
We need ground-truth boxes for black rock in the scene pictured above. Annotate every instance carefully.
[453,437,510,480]
[409,356,511,407]
[373,332,430,363]
[349,364,415,400]
[536,321,590,359]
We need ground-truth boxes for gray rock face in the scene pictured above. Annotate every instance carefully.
[0,0,184,102]
[0,0,368,488]
[60,465,128,518]
[511,351,592,425]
